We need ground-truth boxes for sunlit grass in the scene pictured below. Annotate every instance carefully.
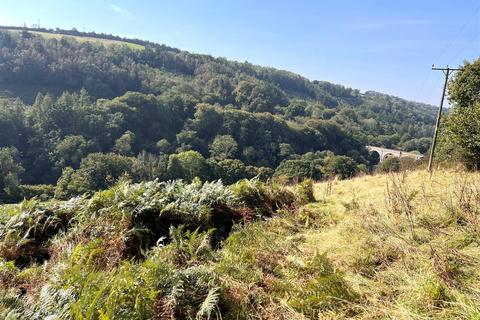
[5,29,145,50]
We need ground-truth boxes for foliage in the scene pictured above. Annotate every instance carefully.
[1,168,480,318]
[167,151,211,182]
[209,134,238,160]
[440,58,480,169]
[288,253,358,315]
[323,154,358,179]
[113,131,135,156]
[209,158,269,184]
[0,147,24,202]
[378,157,401,173]
[444,102,480,169]
[55,153,137,198]
[231,178,296,217]
[0,197,81,267]
[449,60,480,108]
[0,30,435,201]
[294,179,316,204]
[19,184,55,201]
[274,159,321,181]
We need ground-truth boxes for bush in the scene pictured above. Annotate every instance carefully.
[274,159,321,182]
[378,156,418,173]
[55,153,138,198]
[443,102,480,169]
[294,179,316,205]
[167,151,211,182]
[0,147,24,203]
[378,157,401,173]
[208,158,257,184]
[231,179,296,218]
[323,155,358,179]
[95,179,242,253]
[0,198,81,267]
[19,184,55,201]
[0,259,18,287]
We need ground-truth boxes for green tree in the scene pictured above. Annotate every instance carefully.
[323,155,358,179]
[449,60,480,108]
[441,58,480,169]
[279,143,295,159]
[167,151,210,181]
[54,166,87,199]
[190,104,223,140]
[156,139,171,154]
[113,131,135,156]
[444,103,480,169]
[55,153,135,198]
[209,158,257,184]
[209,135,238,160]
[234,80,288,113]
[0,147,25,201]
[274,159,320,181]
[55,135,88,168]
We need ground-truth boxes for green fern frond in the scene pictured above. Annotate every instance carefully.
[196,287,220,320]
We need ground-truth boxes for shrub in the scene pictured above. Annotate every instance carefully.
[274,159,321,182]
[167,151,211,182]
[69,262,159,319]
[55,153,138,198]
[323,155,358,179]
[0,147,24,203]
[208,158,262,184]
[294,179,316,205]
[378,157,401,173]
[216,222,298,285]
[19,184,55,201]
[77,179,243,257]
[0,198,81,267]
[231,179,296,217]
[168,225,214,266]
[155,266,221,319]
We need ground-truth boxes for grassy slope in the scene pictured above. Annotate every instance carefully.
[299,170,480,318]
[5,29,145,50]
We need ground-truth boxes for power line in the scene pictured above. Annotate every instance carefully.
[449,29,480,65]
[433,2,480,65]
[418,3,480,105]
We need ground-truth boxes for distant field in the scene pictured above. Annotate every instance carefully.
[4,29,145,50]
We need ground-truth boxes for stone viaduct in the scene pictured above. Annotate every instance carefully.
[366,145,424,163]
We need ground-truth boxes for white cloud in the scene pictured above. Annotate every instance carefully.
[109,4,132,18]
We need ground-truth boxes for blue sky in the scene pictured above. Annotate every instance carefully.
[1,0,479,105]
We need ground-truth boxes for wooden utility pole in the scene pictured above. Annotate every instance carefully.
[427,65,461,172]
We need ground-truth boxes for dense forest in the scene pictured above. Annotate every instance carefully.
[0,28,437,202]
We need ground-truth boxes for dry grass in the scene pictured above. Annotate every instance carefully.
[5,29,145,50]
[300,169,480,319]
